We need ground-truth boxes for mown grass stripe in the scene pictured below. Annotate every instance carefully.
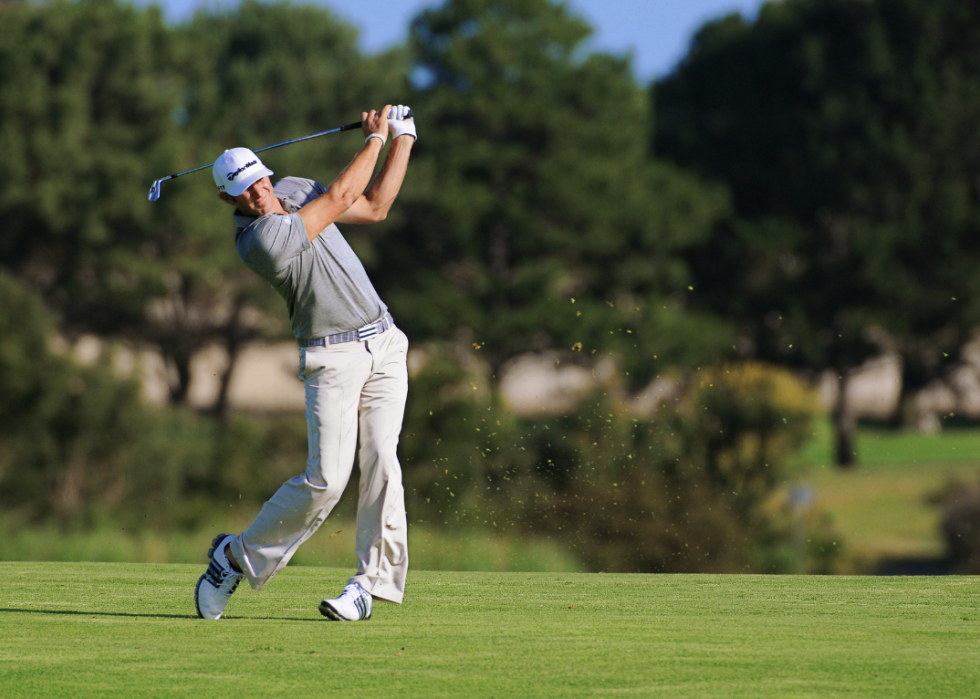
[0,563,977,698]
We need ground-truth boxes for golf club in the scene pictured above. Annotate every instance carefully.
[148,119,365,201]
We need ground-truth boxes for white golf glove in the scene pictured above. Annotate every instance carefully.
[388,105,417,141]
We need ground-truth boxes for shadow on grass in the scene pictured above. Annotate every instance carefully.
[0,607,324,622]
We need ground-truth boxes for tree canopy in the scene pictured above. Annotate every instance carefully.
[0,0,894,570]
[655,0,980,461]
[372,0,733,387]
[0,0,406,414]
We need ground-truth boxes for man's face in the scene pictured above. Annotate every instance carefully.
[219,176,281,216]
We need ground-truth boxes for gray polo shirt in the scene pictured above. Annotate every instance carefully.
[234,177,387,341]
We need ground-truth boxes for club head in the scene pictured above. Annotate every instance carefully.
[148,179,163,202]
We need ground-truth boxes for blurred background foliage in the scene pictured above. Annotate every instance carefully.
[1,0,979,574]
[654,0,980,464]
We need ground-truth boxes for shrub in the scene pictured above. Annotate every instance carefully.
[400,352,827,573]
[400,344,520,524]
[932,475,980,574]
[0,273,214,529]
[514,363,820,573]
[672,363,820,522]
[517,399,754,573]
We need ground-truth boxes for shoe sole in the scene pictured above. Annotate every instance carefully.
[194,574,211,619]
[318,600,371,621]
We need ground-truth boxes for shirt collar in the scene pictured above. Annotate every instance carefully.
[232,198,292,228]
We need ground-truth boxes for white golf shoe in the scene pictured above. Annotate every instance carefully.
[319,582,373,621]
[194,533,244,619]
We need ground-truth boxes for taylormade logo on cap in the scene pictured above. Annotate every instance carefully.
[228,160,258,181]
[212,148,274,197]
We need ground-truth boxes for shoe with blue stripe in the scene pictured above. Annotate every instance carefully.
[319,582,372,621]
[194,533,243,619]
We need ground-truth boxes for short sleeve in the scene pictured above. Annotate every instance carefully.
[239,212,310,274]
[275,177,328,212]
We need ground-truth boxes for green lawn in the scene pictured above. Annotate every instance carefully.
[0,563,977,698]
[797,419,980,468]
[795,420,980,564]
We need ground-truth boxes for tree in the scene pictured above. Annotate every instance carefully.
[372,0,732,389]
[0,0,181,333]
[147,0,407,415]
[655,0,980,464]
[0,0,233,408]
[0,271,216,527]
[0,0,407,417]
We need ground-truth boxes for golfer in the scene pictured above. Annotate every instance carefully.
[195,105,416,621]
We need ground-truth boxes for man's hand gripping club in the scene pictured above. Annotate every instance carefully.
[296,105,392,240]
[330,104,417,227]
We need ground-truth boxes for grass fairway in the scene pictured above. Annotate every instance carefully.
[795,420,980,563]
[1,563,977,698]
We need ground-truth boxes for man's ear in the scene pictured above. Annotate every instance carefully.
[218,192,237,206]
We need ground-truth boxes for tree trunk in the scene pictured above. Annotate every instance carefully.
[213,297,246,424]
[834,370,857,469]
[168,351,192,405]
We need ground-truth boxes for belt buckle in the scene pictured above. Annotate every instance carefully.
[356,323,375,342]
[355,315,387,342]
[354,314,389,342]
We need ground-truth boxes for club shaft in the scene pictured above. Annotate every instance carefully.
[253,121,362,155]
[155,121,363,185]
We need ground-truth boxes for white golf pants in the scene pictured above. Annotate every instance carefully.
[229,326,410,603]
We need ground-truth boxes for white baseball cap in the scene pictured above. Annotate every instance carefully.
[212,148,274,196]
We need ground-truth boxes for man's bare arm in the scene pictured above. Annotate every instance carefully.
[297,106,390,241]
[336,136,415,224]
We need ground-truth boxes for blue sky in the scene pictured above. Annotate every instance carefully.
[140,0,768,82]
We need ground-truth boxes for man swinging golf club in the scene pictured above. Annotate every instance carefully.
[195,104,416,621]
